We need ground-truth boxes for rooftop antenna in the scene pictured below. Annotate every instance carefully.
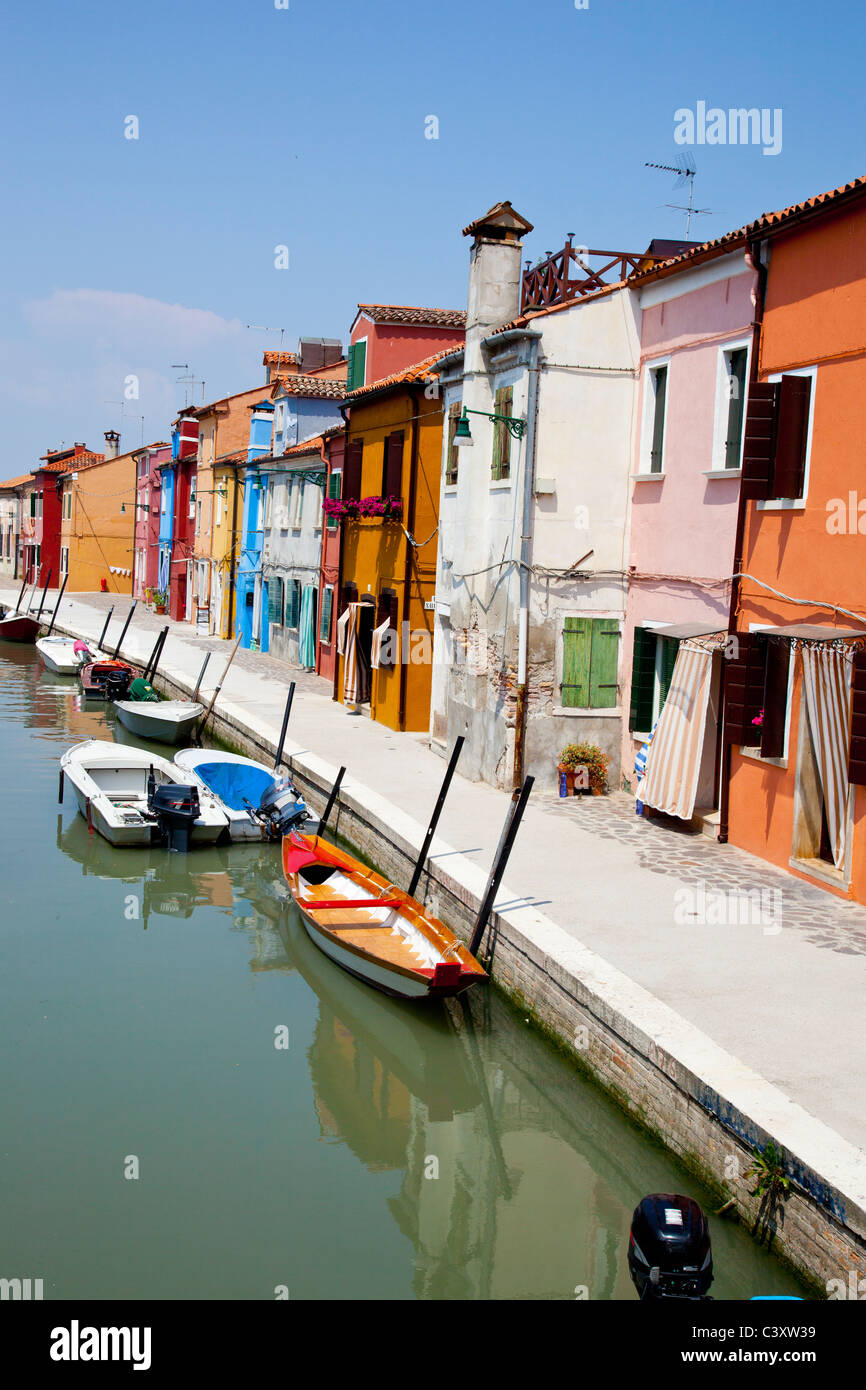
[171,363,195,408]
[104,398,126,429]
[247,323,287,375]
[645,153,712,238]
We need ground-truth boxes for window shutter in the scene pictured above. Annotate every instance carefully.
[319,586,334,644]
[772,375,811,500]
[589,620,620,709]
[650,367,667,472]
[724,349,748,469]
[347,341,366,393]
[659,635,680,706]
[760,638,790,758]
[723,632,766,743]
[341,580,357,612]
[343,442,363,501]
[848,651,866,785]
[741,382,779,499]
[561,617,592,707]
[491,385,513,481]
[382,432,403,500]
[446,402,460,485]
[286,579,300,629]
[629,627,657,731]
[267,577,284,625]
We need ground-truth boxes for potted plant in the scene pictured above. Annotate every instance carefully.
[558,741,610,796]
[152,588,168,615]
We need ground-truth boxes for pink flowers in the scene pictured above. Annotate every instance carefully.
[751,708,765,727]
[322,495,403,520]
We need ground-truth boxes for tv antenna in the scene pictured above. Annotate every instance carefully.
[247,323,289,374]
[171,363,196,407]
[645,153,712,238]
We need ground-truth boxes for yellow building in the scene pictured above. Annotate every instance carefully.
[336,354,446,732]
[208,449,244,637]
[59,436,138,593]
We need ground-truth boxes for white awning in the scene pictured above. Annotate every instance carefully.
[640,643,713,821]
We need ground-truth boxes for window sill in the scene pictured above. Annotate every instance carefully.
[490,480,512,492]
[555,706,621,718]
[632,471,665,481]
[739,745,788,770]
[789,855,849,891]
[703,468,742,479]
[756,498,806,511]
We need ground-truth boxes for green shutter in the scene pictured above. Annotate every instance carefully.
[30,492,36,518]
[659,636,679,707]
[286,579,300,629]
[446,402,460,485]
[267,577,283,625]
[629,627,657,731]
[724,349,748,469]
[347,341,366,393]
[491,385,513,481]
[319,586,333,643]
[589,621,620,708]
[561,617,592,707]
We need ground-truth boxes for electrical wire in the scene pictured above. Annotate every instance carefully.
[733,572,866,626]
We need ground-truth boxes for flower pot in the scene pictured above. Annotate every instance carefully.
[155,604,166,615]
[556,763,576,797]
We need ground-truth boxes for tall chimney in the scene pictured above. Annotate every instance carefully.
[104,430,120,459]
[462,201,533,370]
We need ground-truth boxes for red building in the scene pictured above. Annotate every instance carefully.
[24,444,104,586]
[132,443,171,600]
[346,304,466,391]
[167,417,198,623]
[317,426,346,684]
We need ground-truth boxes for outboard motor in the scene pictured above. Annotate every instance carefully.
[628,1194,713,1301]
[147,776,201,852]
[102,666,132,700]
[256,777,311,840]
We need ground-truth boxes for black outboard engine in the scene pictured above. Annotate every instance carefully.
[256,777,310,840]
[147,774,201,852]
[103,666,132,700]
[628,1194,713,1300]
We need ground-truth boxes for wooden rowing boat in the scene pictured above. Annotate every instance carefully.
[80,659,135,700]
[282,831,487,1001]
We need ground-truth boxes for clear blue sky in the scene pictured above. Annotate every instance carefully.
[1,0,863,471]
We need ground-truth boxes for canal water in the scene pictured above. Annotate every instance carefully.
[1,643,806,1300]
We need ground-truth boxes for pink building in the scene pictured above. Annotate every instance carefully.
[133,443,170,600]
[620,237,758,826]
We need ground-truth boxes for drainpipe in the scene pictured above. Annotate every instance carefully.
[718,238,767,843]
[512,336,541,795]
[399,388,421,731]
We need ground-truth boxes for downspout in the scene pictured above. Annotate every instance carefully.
[399,387,421,731]
[718,238,767,843]
[512,336,541,795]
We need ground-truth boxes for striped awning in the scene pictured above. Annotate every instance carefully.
[801,645,852,868]
[640,643,713,820]
[337,604,360,704]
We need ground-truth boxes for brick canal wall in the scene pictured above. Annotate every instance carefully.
[60,626,866,1293]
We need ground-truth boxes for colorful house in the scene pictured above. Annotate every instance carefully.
[316,427,346,685]
[346,304,466,392]
[132,443,171,600]
[235,399,275,651]
[23,443,104,588]
[262,435,328,668]
[58,433,153,596]
[724,176,866,902]
[0,476,28,585]
[167,416,198,623]
[335,353,448,731]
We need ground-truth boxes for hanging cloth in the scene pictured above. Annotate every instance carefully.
[371,617,391,670]
[299,585,317,669]
[801,645,852,869]
[640,644,713,820]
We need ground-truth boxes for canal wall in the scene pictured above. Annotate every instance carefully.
[49,612,866,1293]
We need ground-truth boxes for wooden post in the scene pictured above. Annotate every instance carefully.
[47,573,69,636]
[469,776,534,963]
[97,606,114,652]
[113,601,137,659]
[274,682,296,772]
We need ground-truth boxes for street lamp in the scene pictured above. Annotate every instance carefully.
[453,406,528,447]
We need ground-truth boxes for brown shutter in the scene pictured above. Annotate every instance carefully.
[772,375,811,499]
[341,580,357,610]
[848,651,866,785]
[382,432,403,500]
[723,632,767,743]
[446,402,460,485]
[759,638,790,758]
[343,441,363,501]
[740,382,778,499]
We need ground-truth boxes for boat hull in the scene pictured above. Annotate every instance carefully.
[174,747,314,841]
[114,701,204,745]
[36,637,96,675]
[0,614,40,642]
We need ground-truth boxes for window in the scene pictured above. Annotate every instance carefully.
[286,578,302,629]
[37,490,43,519]
[265,482,274,529]
[382,432,403,500]
[327,469,341,529]
[215,484,223,527]
[561,617,621,710]
[347,340,367,392]
[491,385,513,482]
[63,491,72,520]
[29,492,36,518]
[446,401,461,486]
[267,575,284,626]
[320,585,334,643]
[722,348,748,469]
[642,364,668,473]
[343,442,362,502]
[197,500,202,535]
[629,627,680,732]
[724,631,791,758]
[742,371,814,502]
[60,546,68,575]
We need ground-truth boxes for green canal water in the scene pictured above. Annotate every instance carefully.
[0,643,807,1300]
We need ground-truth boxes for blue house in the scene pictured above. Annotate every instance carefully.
[236,400,275,650]
[157,463,175,597]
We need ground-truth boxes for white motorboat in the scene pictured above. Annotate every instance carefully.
[60,739,229,848]
[174,747,316,841]
[36,636,101,676]
[114,699,205,745]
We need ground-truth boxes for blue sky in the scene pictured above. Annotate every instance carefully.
[1,0,863,470]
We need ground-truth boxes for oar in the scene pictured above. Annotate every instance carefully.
[46,573,69,636]
[195,632,242,739]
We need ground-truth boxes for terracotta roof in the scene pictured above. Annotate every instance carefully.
[346,348,451,400]
[461,201,534,240]
[271,373,347,399]
[38,452,105,474]
[263,350,299,366]
[275,436,328,463]
[354,304,466,329]
[631,173,866,285]
[0,473,34,490]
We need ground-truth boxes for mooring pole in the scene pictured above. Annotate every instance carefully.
[46,573,69,636]
[148,626,170,686]
[407,735,464,899]
[142,627,164,682]
[97,605,114,652]
[469,775,534,962]
[274,682,296,772]
[35,569,53,620]
[113,601,137,659]
[13,578,26,613]
[58,769,64,804]
[192,652,211,702]
[317,766,345,838]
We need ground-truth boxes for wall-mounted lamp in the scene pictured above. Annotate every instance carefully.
[454,406,528,447]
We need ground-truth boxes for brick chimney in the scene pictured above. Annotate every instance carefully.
[104,430,121,459]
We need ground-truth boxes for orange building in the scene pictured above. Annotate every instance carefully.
[58,434,141,593]
[334,354,447,732]
[724,176,866,901]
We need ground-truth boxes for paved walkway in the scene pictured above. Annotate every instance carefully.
[16,589,866,1152]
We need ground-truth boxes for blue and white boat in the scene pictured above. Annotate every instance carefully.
[173,747,316,842]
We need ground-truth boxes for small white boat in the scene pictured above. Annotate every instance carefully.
[60,739,229,848]
[36,636,100,676]
[174,747,315,841]
[114,699,205,745]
